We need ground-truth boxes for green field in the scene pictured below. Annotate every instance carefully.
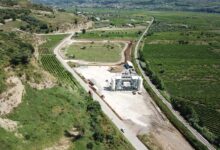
[65,42,123,62]
[70,8,151,28]
[77,29,144,40]
[140,11,220,147]
[39,34,68,54]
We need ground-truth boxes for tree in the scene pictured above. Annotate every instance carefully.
[74,19,78,25]
[93,130,104,142]
[82,29,86,34]
[86,142,93,149]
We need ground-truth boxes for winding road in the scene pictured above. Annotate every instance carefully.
[134,17,215,150]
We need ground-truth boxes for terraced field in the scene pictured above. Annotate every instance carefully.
[140,11,220,148]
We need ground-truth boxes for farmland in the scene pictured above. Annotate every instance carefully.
[140,11,220,147]
[73,8,151,28]
[77,29,144,40]
[65,42,124,62]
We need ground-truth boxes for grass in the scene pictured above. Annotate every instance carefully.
[38,34,133,149]
[31,11,82,30]
[0,33,134,149]
[39,34,68,54]
[65,42,123,62]
[69,8,151,28]
[0,20,27,31]
[77,29,143,40]
[132,47,208,150]
[140,11,220,148]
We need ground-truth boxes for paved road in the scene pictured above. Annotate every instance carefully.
[134,18,215,150]
[53,32,148,150]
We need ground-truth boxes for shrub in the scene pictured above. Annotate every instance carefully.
[86,142,93,149]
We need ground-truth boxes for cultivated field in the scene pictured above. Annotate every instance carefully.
[65,42,124,62]
[140,11,220,147]
[71,8,151,28]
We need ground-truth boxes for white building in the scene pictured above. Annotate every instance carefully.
[111,69,143,91]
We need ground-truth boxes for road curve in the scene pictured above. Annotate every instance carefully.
[53,33,148,150]
[134,18,215,150]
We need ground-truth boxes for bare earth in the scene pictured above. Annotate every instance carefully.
[75,66,193,150]
[0,118,18,132]
[0,76,24,115]
[44,137,71,150]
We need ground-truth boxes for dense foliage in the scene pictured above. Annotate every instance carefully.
[0,32,34,66]
[0,0,18,6]
[0,8,54,33]
[0,32,34,93]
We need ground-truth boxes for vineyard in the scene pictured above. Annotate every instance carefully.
[41,55,78,89]
[140,11,220,148]
[39,34,81,90]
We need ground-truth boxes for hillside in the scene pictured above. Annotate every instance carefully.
[32,0,220,13]
[0,0,83,33]
[0,1,135,149]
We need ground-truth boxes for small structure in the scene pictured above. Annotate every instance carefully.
[124,61,134,69]
[111,64,143,91]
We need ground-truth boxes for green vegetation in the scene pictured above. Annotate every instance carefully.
[37,34,134,149]
[65,42,123,62]
[73,8,150,28]
[0,8,52,33]
[39,34,68,54]
[77,29,143,40]
[0,32,34,93]
[0,31,133,149]
[33,0,220,13]
[0,85,133,150]
[31,11,81,32]
[0,0,81,33]
[132,47,208,150]
[139,11,220,148]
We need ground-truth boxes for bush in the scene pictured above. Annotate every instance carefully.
[86,142,93,149]
[82,29,86,34]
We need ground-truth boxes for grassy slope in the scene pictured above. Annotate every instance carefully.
[141,11,220,147]
[0,31,134,149]
[66,42,122,62]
